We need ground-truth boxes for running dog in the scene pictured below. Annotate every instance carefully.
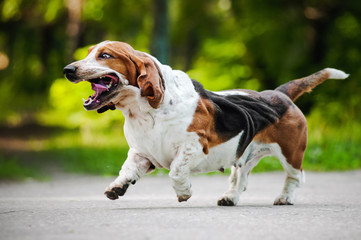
[64,41,348,206]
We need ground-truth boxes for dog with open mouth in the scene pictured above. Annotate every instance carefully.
[64,40,348,206]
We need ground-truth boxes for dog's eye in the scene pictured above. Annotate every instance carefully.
[98,53,113,59]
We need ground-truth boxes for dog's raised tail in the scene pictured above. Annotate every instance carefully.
[275,68,349,102]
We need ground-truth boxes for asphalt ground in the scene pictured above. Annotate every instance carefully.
[1,171,361,240]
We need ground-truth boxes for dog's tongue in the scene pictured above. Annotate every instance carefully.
[91,82,109,98]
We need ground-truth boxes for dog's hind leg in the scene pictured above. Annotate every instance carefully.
[272,144,306,205]
[273,169,305,205]
[217,142,272,206]
[104,148,155,200]
[269,111,307,205]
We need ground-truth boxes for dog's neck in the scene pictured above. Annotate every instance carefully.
[114,60,200,130]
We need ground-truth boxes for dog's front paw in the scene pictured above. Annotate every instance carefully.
[104,183,129,200]
[217,197,235,206]
[218,195,239,206]
[178,194,191,202]
[274,194,294,205]
[217,190,239,206]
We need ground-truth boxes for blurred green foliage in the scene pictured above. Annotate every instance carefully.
[0,0,360,178]
[0,155,44,180]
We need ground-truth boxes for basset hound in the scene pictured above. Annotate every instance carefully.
[64,41,348,206]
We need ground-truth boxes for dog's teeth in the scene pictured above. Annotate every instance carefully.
[84,97,93,106]
[82,98,86,102]
[107,83,112,89]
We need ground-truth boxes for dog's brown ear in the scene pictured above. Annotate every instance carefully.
[87,45,96,55]
[130,53,164,109]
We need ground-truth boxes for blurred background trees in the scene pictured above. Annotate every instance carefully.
[0,0,360,176]
[1,0,360,123]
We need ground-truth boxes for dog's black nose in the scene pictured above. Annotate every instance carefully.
[63,65,77,75]
[63,65,79,82]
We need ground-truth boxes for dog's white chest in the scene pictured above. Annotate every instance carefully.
[123,103,199,169]
[124,118,194,169]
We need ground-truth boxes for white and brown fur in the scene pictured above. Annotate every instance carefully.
[64,41,349,206]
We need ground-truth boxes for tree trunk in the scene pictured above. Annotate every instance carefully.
[151,0,169,64]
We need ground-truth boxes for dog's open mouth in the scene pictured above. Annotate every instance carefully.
[83,73,119,110]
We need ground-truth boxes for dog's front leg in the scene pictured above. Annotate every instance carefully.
[105,148,154,200]
[169,144,203,202]
[169,159,192,202]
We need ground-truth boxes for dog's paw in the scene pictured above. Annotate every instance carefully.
[177,194,191,202]
[104,183,129,200]
[217,191,239,206]
[274,194,294,205]
[217,197,236,206]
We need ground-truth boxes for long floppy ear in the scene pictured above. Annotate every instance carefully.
[129,54,165,109]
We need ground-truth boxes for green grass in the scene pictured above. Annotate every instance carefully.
[53,146,129,175]
[303,140,361,171]
[0,156,46,180]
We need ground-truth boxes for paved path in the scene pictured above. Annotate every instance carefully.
[1,171,361,240]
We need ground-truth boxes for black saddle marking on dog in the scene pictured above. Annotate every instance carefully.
[191,79,290,156]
